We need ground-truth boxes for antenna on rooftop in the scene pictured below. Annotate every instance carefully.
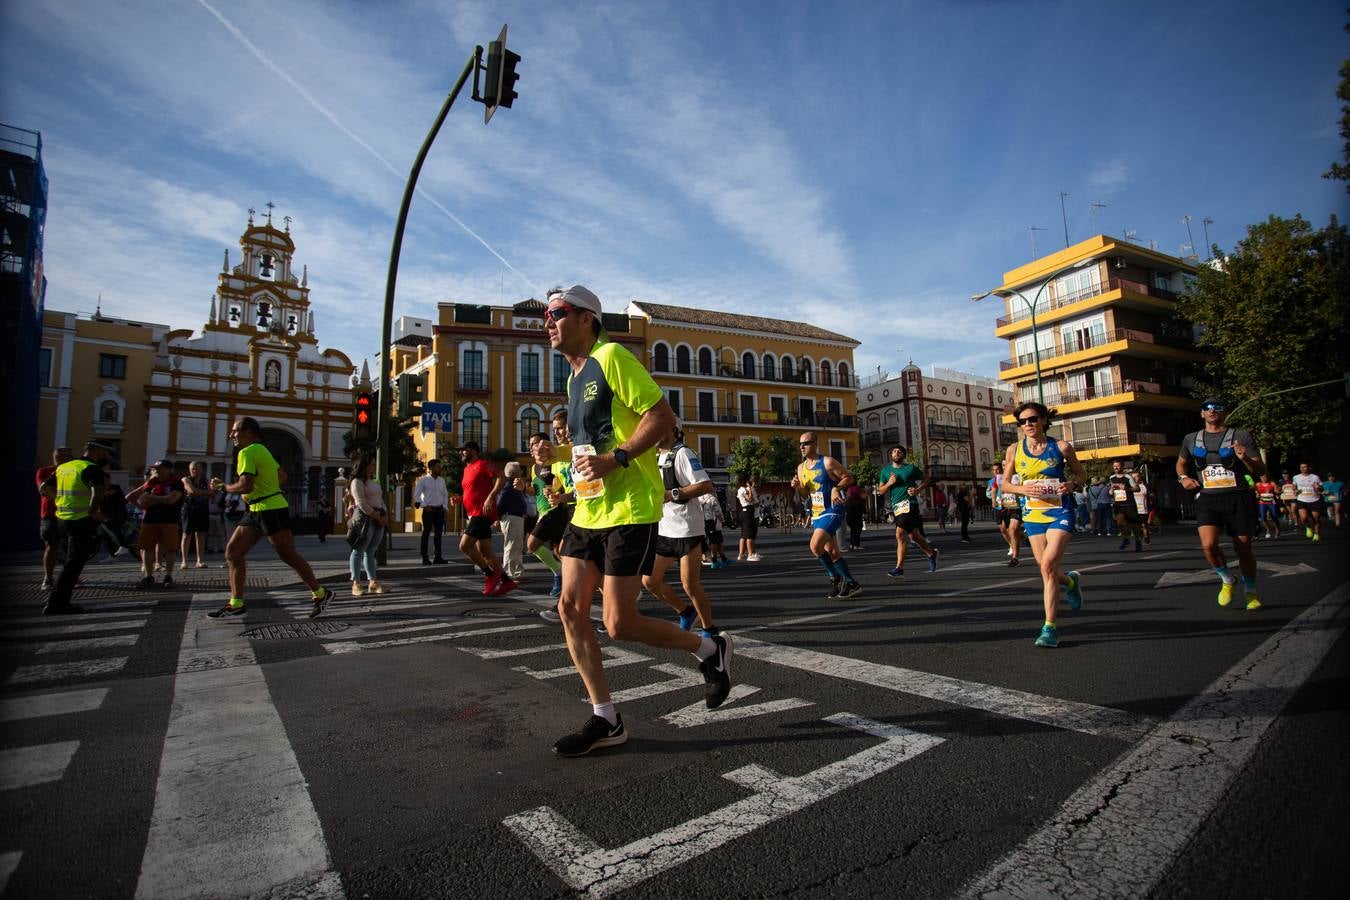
[1201,216,1214,259]
[1029,225,1047,258]
[1089,200,1107,234]
[1124,229,1138,244]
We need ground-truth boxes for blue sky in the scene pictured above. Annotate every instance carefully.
[2,0,1345,381]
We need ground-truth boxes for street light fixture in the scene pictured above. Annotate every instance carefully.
[971,258,1094,406]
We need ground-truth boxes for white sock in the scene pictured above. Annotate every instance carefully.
[694,636,718,661]
[592,702,617,726]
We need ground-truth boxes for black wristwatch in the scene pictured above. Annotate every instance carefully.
[613,448,630,468]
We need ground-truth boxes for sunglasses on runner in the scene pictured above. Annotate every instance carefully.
[1201,403,1226,412]
[544,305,578,323]
[1017,416,1041,425]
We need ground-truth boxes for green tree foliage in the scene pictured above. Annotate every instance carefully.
[343,421,425,488]
[727,437,765,481]
[849,455,880,488]
[1176,214,1349,450]
[763,435,799,480]
[1323,19,1349,190]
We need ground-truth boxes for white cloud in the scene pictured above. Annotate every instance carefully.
[1087,159,1129,193]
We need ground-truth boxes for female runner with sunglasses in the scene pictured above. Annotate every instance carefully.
[999,402,1089,648]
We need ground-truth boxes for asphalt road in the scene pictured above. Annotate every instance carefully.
[2,520,1346,898]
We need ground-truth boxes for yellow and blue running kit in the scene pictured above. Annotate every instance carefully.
[798,456,846,536]
[1013,436,1075,536]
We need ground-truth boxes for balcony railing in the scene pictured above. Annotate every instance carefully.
[926,424,972,442]
[994,276,1181,327]
[927,464,975,480]
[459,373,489,391]
[686,406,858,428]
[863,431,882,449]
[881,427,900,444]
[1070,430,1173,451]
[1000,327,1195,371]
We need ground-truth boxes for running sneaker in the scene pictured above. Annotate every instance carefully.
[1034,624,1059,648]
[491,576,518,597]
[698,627,717,639]
[826,577,843,599]
[39,578,52,591]
[308,586,334,618]
[699,633,733,709]
[1134,540,1142,552]
[747,553,762,562]
[553,714,627,757]
[888,566,903,577]
[928,548,940,574]
[483,570,503,596]
[1008,556,1020,567]
[162,576,174,590]
[1245,593,1262,611]
[839,581,864,599]
[207,603,247,622]
[540,602,562,624]
[1065,571,1083,610]
[137,575,154,589]
[1217,581,1236,607]
[678,605,699,631]
[1306,527,1314,539]
[549,573,563,597]
[1313,533,1321,542]
[1118,539,1129,551]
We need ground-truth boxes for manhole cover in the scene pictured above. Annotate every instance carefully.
[460,606,530,619]
[242,621,350,640]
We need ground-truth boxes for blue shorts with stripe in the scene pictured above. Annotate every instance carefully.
[811,510,845,536]
[1021,508,1075,537]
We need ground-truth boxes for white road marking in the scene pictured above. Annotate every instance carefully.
[661,686,814,728]
[1154,560,1318,589]
[5,658,128,687]
[961,581,1350,898]
[321,623,544,654]
[0,851,20,895]
[0,688,108,722]
[0,741,80,791]
[514,646,651,680]
[2,605,157,627]
[33,633,140,654]
[6,617,149,636]
[735,637,1152,740]
[317,617,505,642]
[504,712,944,897]
[739,605,884,634]
[607,663,704,703]
[936,561,1121,598]
[460,642,569,659]
[136,595,341,899]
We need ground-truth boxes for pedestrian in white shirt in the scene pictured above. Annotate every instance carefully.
[414,458,449,564]
[643,423,720,636]
[348,453,388,596]
[1293,462,1324,541]
[736,474,761,561]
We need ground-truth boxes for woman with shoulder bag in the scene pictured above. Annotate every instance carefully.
[347,453,388,596]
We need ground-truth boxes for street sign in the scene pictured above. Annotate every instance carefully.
[420,402,454,435]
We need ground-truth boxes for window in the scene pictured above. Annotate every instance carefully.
[740,394,755,423]
[99,400,120,423]
[462,349,486,389]
[838,362,850,387]
[1051,265,1102,305]
[667,389,682,419]
[821,361,833,386]
[99,354,127,379]
[697,391,715,422]
[38,347,52,387]
[781,356,795,380]
[552,353,569,394]
[977,412,987,427]
[461,407,485,446]
[762,354,776,381]
[826,398,843,425]
[741,351,756,378]
[830,440,845,464]
[700,436,717,462]
[698,347,713,375]
[1059,313,1108,355]
[675,345,691,374]
[519,407,541,451]
[520,352,540,393]
[1013,331,1054,366]
[653,343,670,372]
[1067,413,1118,450]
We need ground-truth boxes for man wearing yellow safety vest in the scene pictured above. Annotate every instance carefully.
[40,441,113,615]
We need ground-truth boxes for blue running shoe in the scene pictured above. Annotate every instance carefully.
[699,627,717,639]
[1065,570,1083,610]
[888,566,903,577]
[678,605,699,631]
[1035,624,1059,648]
[928,548,940,574]
[549,573,563,597]
[1118,539,1129,551]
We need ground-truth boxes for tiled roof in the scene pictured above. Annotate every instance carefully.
[392,334,432,348]
[630,301,857,344]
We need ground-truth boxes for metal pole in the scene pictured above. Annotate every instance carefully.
[1025,292,1045,405]
[1059,191,1070,248]
[376,49,479,562]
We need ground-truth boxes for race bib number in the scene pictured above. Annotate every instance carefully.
[1201,465,1237,490]
[1258,492,1275,503]
[999,494,1019,509]
[810,490,825,517]
[1024,479,1062,511]
[1112,488,1128,503]
[893,499,911,516]
[1328,493,1342,503]
[571,445,606,500]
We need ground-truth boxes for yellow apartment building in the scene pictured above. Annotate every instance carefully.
[989,235,1205,462]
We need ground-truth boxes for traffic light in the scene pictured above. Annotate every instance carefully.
[479,25,520,122]
[353,390,374,443]
[397,372,426,419]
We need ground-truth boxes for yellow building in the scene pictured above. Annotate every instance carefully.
[36,308,166,482]
[390,298,860,475]
[989,235,1205,461]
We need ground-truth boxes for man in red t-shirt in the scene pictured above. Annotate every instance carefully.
[37,447,75,590]
[453,441,513,596]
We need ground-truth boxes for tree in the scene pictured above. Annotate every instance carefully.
[727,437,765,482]
[1323,19,1349,190]
[343,421,424,488]
[1175,214,1349,450]
[762,435,799,480]
[849,455,880,489]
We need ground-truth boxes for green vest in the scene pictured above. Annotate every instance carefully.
[55,458,96,521]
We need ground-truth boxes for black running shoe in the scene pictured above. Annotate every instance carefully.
[700,633,733,709]
[308,587,333,619]
[826,577,843,599]
[1008,556,1020,567]
[162,577,174,590]
[207,604,247,621]
[553,714,627,757]
[840,581,864,598]
[138,575,154,589]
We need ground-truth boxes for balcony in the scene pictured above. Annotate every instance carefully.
[881,427,900,444]
[1070,430,1173,452]
[688,406,857,428]
[927,464,975,480]
[711,363,861,388]
[926,424,972,442]
[1000,327,1196,372]
[994,276,1180,328]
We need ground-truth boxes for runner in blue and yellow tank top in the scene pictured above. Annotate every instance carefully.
[1000,402,1089,648]
[792,432,861,599]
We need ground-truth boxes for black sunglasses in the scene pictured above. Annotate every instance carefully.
[1017,416,1041,425]
[1201,403,1226,412]
[545,305,577,323]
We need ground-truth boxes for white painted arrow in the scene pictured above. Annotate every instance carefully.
[503,713,943,897]
[1154,560,1318,589]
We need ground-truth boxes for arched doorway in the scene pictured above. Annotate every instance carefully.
[259,427,306,509]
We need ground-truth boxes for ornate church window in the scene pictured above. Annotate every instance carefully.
[264,359,282,391]
[260,252,275,280]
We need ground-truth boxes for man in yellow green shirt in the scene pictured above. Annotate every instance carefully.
[208,416,333,620]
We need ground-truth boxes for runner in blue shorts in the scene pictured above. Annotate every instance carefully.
[1000,402,1089,648]
[791,432,861,599]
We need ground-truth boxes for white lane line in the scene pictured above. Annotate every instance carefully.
[0,741,80,791]
[514,646,651,680]
[6,617,149,637]
[960,581,1350,899]
[661,686,814,728]
[5,658,128,687]
[0,688,108,722]
[608,663,703,703]
[461,642,568,660]
[316,618,486,642]
[33,633,140,654]
[2,605,157,626]
[136,595,340,899]
[738,605,884,634]
[504,713,944,897]
[321,623,544,654]
[935,561,1121,598]
[735,637,1152,740]
[0,852,19,895]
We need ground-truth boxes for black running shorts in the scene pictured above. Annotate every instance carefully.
[1195,491,1257,537]
[895,511,925,533]
[1113,504,1140,523]
[238,507,292,537]
[531,505,572,545]
[995,508,1022,526]
[464,515,494,540]
[654,533,706,559]
[559,521,657,577]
